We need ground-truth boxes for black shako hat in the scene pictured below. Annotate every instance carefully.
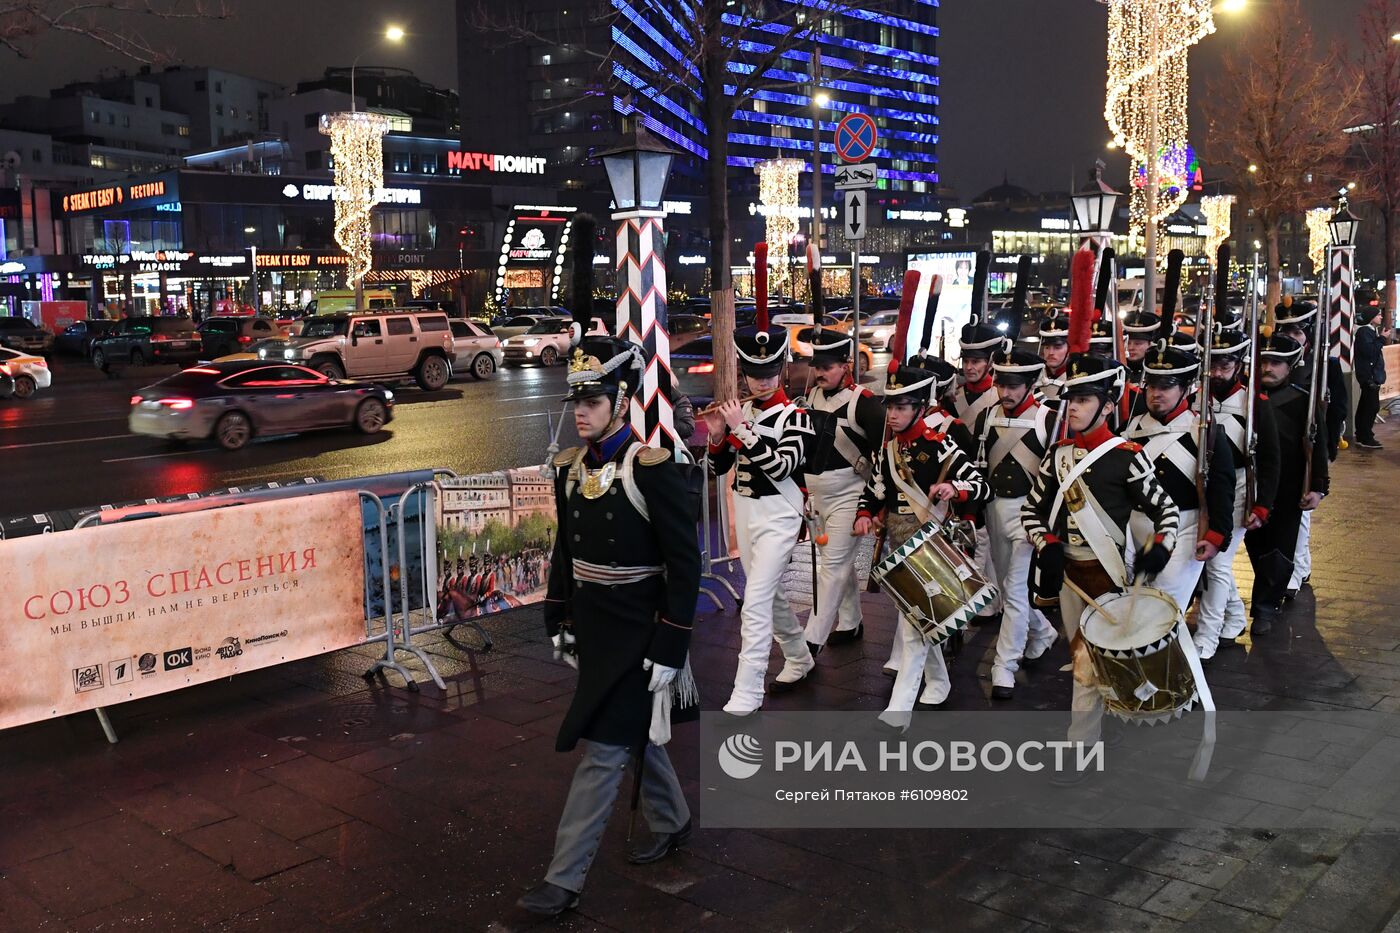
[735,324,790,378]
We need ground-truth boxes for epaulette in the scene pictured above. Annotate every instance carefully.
[1118,440,1143,452]
[922,426,947,442]
[553,446,581,468]
[859,387,875,398]
[637,446,671,466]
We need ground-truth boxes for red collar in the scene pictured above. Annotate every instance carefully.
[1212,381,1244,401]
[756,389,789,410]
[964,374,993,394]
[1045,363,1066,379]
[895,417,927,446]
[1071,421,1117,450]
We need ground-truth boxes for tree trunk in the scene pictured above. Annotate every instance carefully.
[1386,207,1397,313]
[1265,219,1283,312]
[704,62,737,403]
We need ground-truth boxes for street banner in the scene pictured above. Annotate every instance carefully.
[434,467,556,624]
[0,492,366,731]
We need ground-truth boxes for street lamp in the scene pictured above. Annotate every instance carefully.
[1071,160,1122,238]
[598,121,679,213]
[599,117,681,446]
[349,25,405,112]
[1328,197,1359,248]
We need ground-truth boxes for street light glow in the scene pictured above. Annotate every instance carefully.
[1248,163,1258,173]
[813,91,830,107]
[1220,0,1246,13]
[244,226,256,233]
[1392,31,1400,41]
[385,25,405,41]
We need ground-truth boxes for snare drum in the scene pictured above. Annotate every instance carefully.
[871,520,997,645]
[1079,588,1199,724]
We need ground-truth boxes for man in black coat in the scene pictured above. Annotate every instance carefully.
[1244,332,1328,636]
[1353,305,1388,449]
[519,335,702,918]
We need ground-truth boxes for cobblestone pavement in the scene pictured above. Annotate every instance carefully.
[4,432,1400,931]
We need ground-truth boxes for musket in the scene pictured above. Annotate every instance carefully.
[1300,285,1327,502]
[1243,250,1261,516]
[1196,244,1227,545]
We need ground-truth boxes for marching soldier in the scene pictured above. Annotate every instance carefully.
[1245,331,1328,635]
[855,361,989,721]
[1022,248,1179,744]
[953,317,1004,624]
[1086,317,1117,360]
[1122,311,1159,384]
[798,327,885,651]
[1036,308,1071,403]
[1121,341,1236,618]
[705,324,816,714]
[972,340,1059,699]
[1198,325,1280,653]
[522,333,701,918]
[919,355,979,454]
[1275,299,1344,600]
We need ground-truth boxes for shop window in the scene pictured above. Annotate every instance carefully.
[178,125,190,136]
[90,110,100,123]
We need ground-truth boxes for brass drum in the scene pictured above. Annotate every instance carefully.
[1079,588,1198,724]
[871,520,997,645]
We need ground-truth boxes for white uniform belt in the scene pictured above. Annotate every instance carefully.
[573,559,664,585]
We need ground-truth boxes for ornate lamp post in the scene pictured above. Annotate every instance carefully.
[598,121,680,448]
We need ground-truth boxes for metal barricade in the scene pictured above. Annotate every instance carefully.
[698,449,742,610]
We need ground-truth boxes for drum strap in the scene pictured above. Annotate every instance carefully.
[1050,444,1128,586]
[987,408,1049,480]
[885,438,950,525]
[1047,435,1123,529]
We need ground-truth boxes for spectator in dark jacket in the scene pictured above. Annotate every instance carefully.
[1354,305,1387,449]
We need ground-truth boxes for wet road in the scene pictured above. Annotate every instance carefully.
[0,356,575,517]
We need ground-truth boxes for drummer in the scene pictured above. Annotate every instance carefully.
[1021,353,1179,745]
[854,361,989,725]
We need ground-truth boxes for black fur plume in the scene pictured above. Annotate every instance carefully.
[1158,248,1185,343]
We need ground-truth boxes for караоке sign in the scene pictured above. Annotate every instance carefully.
[0,492,366,730]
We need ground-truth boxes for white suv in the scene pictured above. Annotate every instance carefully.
[270,310,455,390]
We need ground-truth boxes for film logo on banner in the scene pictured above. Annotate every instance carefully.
[0,491,366,730]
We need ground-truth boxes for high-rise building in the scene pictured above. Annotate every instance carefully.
[456,1,939,196]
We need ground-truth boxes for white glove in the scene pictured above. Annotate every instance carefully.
[551,631,578,670]
[643,658,678,693]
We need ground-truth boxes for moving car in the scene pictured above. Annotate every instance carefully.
[53,320,120,357]
[671,334,880,405]
[667,313,709,350]
[449,319,503,379]
[0,347,52,399]
[502,317,607,367]
[214,337,292,363]
[270,309,455,390]
[0,316,55,355]
[198,316,282,358]
[854,309,901,350]
[91,317,201,368]
[129,360,394,451]
[492,314,553,341]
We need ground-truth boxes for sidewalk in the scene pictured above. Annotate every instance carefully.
[3,437,1400,931]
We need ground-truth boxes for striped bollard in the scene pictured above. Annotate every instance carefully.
[1328,245,1355,373]
[614,213,676,449]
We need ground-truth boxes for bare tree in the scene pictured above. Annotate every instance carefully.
[0,0,229,62]
[1354,0,1400,311]
[1203,0,1357,310]
[468,0,875,400]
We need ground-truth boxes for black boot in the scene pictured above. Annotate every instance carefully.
[628,818,692,864]
[518,882,580,917]
[827,622,864,646]
[1251,607,1278,636]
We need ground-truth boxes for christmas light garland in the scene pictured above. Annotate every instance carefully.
[755,158,804,287]
[1201,194,1235,260]
[320,111,391,289]
[1305,207,1332,275]
[1105,0,1215,236]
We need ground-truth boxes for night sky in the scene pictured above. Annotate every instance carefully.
[2,0,1373,201]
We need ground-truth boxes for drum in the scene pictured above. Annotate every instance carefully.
[1079,588,1199,724]
[871,519,997,645]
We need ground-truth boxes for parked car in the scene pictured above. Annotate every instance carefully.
[129,359,394,451]
[671,334,879,406]
[449,319,503,379]
[91,317,201,368]
[0,347,51,398]
[0,315,55,355]
[214,337,293,363]
[53,319,119,357]
[269,309,455,390]
[667,313,709,349]
[305,289,396,315]
[502,317,608,367]
[0,370,13,399]
[198,316,282,359]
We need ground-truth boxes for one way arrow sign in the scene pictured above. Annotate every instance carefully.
[843,189,868,241]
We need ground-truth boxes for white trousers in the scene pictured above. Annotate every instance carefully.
[886,614,951,711]
[732,493,809,679]
[1198,527,1248,647]
[1059,580,1103,744]
[988,496,1055,682]
[1126,509,1203,613]
[1289,511,1312,589]
[974,524,1000,616]
[803,469,865,645]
